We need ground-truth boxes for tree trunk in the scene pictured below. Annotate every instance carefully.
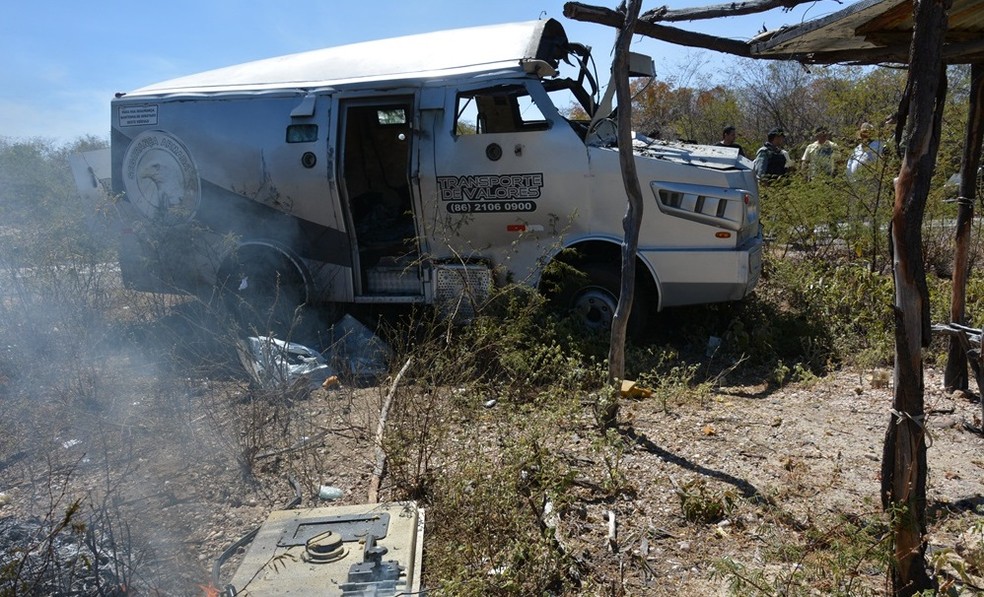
[600,0,643,429]
[881,2,950,594]
[944,63,984,391]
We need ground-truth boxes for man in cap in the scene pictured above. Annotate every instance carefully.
[753,127,792,181]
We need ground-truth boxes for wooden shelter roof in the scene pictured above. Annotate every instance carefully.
[750,0,984,65]
[564,0,984,66]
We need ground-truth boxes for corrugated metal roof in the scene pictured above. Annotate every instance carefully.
[751,0,984,64]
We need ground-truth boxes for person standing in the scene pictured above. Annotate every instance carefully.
[800,126,838,180]
[714,125,747,158]
[753,127,791,181]
[846,122,884,181]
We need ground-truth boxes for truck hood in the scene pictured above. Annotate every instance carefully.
[630,136,750,171]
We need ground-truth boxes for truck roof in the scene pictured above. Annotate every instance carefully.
[124,19,570,97]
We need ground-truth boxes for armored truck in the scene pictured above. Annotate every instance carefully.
[106,18,761,331]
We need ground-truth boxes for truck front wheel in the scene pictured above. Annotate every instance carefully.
[551,261,654,337]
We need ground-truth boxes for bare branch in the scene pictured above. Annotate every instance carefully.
[641,0,831,23]
[368,357,413,504]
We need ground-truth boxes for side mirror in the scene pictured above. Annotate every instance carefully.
[628,52,655,78]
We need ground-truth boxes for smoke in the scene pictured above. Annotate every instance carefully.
[0,136,250,594]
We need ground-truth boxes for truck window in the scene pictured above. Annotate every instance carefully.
[455,85,549,135]
[376,108,408,126]
[286,124,318,143]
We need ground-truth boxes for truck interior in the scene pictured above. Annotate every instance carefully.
[340,99,421,297]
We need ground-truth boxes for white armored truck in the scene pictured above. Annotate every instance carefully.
[106,18,761,331]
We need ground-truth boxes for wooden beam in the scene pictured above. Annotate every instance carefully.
[564,2,753,56]
[640,0,816,22]
[604,0,644,428]
[790,36,984,65]
[856,0,912,36]
[867,29,984,46]
[565,0,984,67]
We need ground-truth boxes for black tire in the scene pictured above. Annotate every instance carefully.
[553,261,654,337]
[219,248,308,340]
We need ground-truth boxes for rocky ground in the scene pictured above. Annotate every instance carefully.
[1,320,983,595]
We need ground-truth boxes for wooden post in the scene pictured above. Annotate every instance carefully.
[600,0,643,429]
[881,2,950,594]
[944,63,984,391]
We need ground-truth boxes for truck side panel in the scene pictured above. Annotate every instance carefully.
[111,93,353,298]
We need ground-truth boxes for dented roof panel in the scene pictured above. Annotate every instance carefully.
[127,19,569,97]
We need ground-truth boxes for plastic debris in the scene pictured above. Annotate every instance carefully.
[706,335,722,357]
[237,336,335,391]
[237,315,392,390]
[318,485,344,500]
[327,315,392,382]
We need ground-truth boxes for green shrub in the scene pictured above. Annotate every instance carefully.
[714,512,894,596]
[420,420,580,595]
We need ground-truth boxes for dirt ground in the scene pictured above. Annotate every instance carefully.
[1,318,983,595]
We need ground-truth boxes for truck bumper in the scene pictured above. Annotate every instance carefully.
[643,238,762,309]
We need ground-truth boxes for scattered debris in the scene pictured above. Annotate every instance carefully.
[318,485,344,501]
[236,315,394,392]
[328,315,392,382]
[0,515,131,596]
[620,380,653,399]
[705,335,722,357]
[237,336,335,392]
[607,510,617,552]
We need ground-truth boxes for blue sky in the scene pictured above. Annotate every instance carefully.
[1,0,842,145]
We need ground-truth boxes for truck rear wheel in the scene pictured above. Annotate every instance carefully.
[219,248,309,340]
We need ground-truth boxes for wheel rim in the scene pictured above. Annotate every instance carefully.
[572,286,617,331]
[221,254,306,338]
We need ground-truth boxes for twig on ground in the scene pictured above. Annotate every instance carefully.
[368,357,413,503]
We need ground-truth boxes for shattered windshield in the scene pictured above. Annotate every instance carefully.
[548,42,599,121]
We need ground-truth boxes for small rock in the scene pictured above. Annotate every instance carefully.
[928,416,961,430]
[952,389,973,402]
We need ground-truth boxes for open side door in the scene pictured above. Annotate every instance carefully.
[338,97,423,299]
